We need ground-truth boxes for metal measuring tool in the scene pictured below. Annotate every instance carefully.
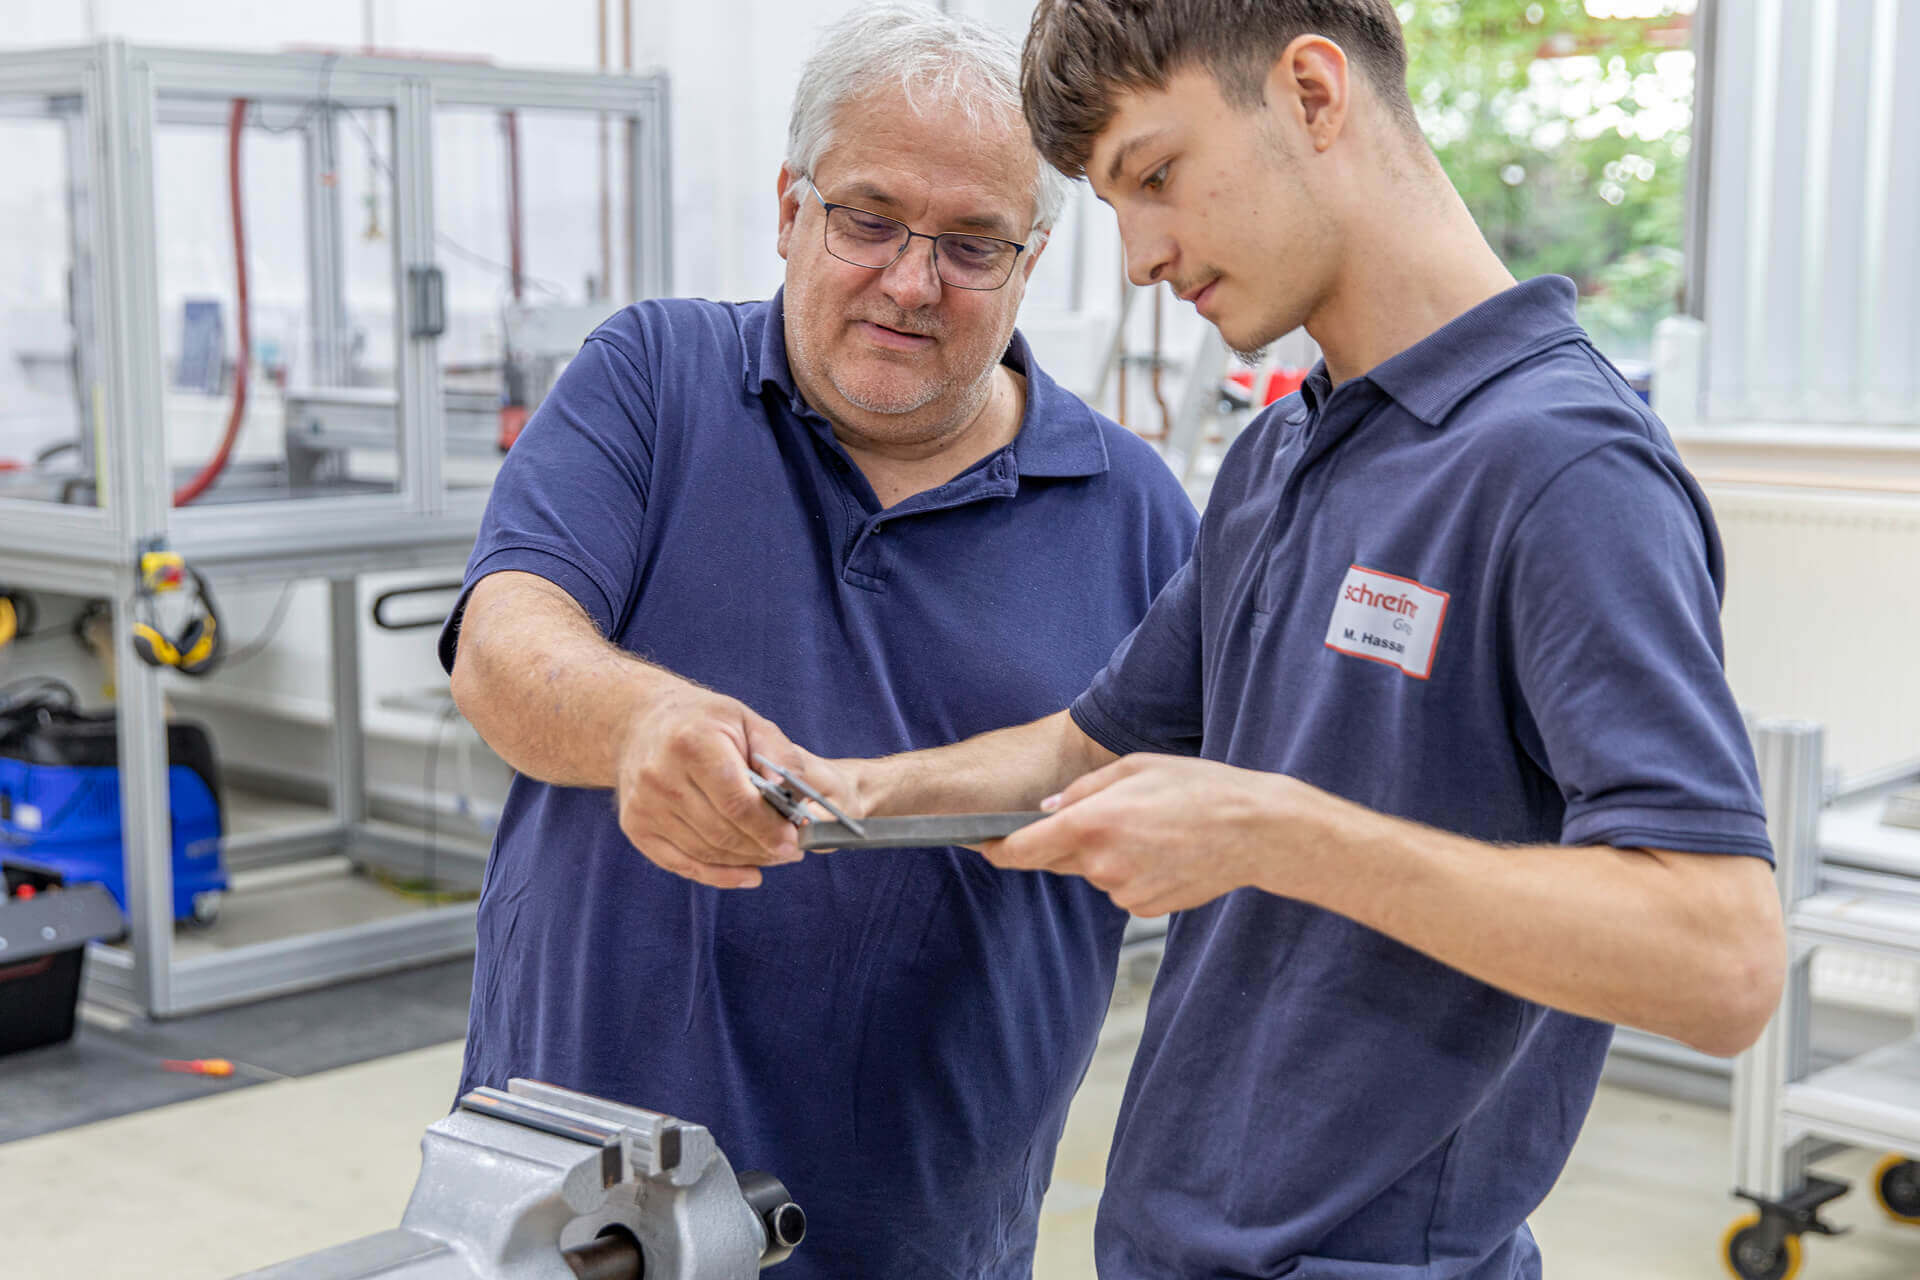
[748,754,1048,851]
[749,754,867,836]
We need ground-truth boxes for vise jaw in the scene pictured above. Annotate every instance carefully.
[237,1079,804,1280]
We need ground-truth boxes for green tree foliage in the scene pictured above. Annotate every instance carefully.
[1398,1,1694,359]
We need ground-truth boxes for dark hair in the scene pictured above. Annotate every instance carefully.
[1021,0,1418,177]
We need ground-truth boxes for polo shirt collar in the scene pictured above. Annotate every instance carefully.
[1010,333,1108,477]
[742,288,1108,480]
[1361,274,1588,428]
[742,288,800,401]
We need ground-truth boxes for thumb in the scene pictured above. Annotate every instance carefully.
[741,709,799,768]
[1040,755,1139,813]
[742,716,852,814]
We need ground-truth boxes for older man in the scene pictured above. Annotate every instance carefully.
[439,6,1195,1278]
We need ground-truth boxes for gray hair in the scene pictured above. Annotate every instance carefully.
[785,3,1070,233]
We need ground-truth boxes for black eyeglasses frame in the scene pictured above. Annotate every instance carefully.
[805,179,1030,292]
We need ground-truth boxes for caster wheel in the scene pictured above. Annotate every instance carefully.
[1722,1214,1803,1280]
[189,891,223,928]
[1872,1155,1920,1224]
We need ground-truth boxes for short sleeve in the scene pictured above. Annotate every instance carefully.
[439,335,658,673]
[1502,441,1771,860]
[1071,549,1206,757]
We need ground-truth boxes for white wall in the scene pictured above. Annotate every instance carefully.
[1708,487,1920,780]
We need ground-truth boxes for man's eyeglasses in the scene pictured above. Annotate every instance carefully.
[807,180,1028,292]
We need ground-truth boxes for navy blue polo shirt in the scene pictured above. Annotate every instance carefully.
[1070,276,1769,1279]
[439,293,1197,1280]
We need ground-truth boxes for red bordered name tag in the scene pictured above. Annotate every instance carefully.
[1323,564,1449,680]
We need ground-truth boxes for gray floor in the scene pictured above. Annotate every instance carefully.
[0,957,473,1142]
[2,960,1918,1277]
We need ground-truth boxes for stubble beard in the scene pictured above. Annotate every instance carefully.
[828,361,950,416]
[787,303,951,417]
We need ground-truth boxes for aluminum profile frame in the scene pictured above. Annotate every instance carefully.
[1679,0,1715,322]
[1730,720,1824,1200]
[1729,721,1920,1213]
[0,40,672,573]
[0,39,670,1016]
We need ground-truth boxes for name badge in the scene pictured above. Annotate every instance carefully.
[1323,564,1450,679]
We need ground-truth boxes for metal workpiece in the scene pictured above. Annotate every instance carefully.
[238,1080,803,1280]
[799,812,1048,851]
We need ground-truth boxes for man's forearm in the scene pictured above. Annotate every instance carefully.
[449,572,685,789]
[857,709,1117,817]
[994,755,1786,1054]
[1281,787,1786,1055]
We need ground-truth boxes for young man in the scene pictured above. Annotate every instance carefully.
[439,7,1197,1277]
[697,2,1783,1275]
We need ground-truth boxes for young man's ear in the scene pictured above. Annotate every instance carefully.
[776,164,804,260]
[1267,34,1351,152]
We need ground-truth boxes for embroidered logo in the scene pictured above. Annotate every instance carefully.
[1323,564,1450,679]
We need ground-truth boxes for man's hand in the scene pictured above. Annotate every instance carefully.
[614,685,858,890]
[983,754,1312,915]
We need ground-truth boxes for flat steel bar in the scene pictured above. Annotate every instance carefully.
[799,813,1048,851]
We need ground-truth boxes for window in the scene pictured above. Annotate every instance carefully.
[1402,0,1697,365]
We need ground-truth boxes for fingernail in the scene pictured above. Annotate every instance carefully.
[1041,793,1062,811]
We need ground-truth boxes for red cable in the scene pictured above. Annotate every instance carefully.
[173,98,251,507]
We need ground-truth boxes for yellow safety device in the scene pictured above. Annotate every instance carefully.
[130,552,223,676]
[0,588,37,650]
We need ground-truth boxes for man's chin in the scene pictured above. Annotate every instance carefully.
[829,369,946,417]
[1219,315,1288,366]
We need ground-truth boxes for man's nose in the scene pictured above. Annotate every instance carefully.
[1120,219,1172,288]
[879,235,943,310]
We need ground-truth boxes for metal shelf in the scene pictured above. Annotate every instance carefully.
[1784,1033,1920,1160]
[1820,791,1920,880]
[1792,890,1920,959]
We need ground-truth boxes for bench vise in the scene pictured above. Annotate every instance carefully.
[239,1079,804,1280]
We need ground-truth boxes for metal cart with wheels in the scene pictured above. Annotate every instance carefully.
[1725,721,1920,1279]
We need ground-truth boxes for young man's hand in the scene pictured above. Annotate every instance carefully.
[981,754,1321,915]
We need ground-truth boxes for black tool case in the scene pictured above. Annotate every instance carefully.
[0,862,127,1057]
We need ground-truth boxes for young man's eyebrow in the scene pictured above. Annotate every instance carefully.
[1106,129,1175,185]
